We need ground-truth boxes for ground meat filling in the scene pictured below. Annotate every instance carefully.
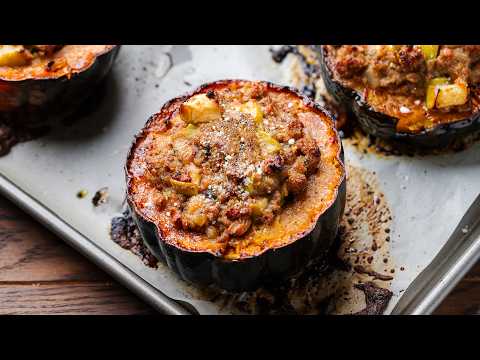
[330,46,480,103]
[144,83,321,246]
[327,45,480,132]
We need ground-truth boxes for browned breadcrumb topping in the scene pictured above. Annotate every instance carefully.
[144,82,321,248]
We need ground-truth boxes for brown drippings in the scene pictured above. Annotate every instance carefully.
[353,282,393,315]
[110,209,158,268]
[353,265,394,281]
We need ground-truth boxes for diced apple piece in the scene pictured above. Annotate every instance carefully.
[244,176,254,194]
[180,94,221,124]
[435,81,469,109]
[0,45,31,67]
[239,100,263,125]
[188,164,202,185]
[257,130,281,154]
[419,45,439,61]
[173,124,198,141]
[425,77,449,109]
[250,197,268,217]
[169,178,199,196]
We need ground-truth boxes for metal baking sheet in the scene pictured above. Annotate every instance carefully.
[0,45,479,315]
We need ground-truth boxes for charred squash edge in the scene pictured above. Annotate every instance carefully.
[319,45,480,148]
[126,79,346,291]
[0,45,120,126]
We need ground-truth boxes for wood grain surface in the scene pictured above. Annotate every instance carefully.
[0,195,477,315]
[0,196,154,315]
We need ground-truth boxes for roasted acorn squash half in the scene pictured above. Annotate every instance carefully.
[319,45,480,147]
[126,79,346,291]
[0,45,120,127]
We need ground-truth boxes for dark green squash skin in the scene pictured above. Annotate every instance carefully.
[319,46,480,148]
[0,46,120,128]
[126,80,346,292]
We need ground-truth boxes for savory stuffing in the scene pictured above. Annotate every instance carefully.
[0,45,115,80]
[129,81,344,259]
[0,45,63,67]
[143,83,321,247]
[326,45,480,132]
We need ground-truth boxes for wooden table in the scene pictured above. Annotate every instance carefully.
[0,196,478,315]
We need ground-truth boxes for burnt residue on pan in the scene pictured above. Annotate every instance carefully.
[110,163,395,315]
[92,187,109,207]
[272,45,480,156]
[353,282,393,315]
[110,209,158,268]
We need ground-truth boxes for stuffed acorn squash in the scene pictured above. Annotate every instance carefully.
[0,45,119,126]
[320,45,480,147]
[126,79,346,291]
